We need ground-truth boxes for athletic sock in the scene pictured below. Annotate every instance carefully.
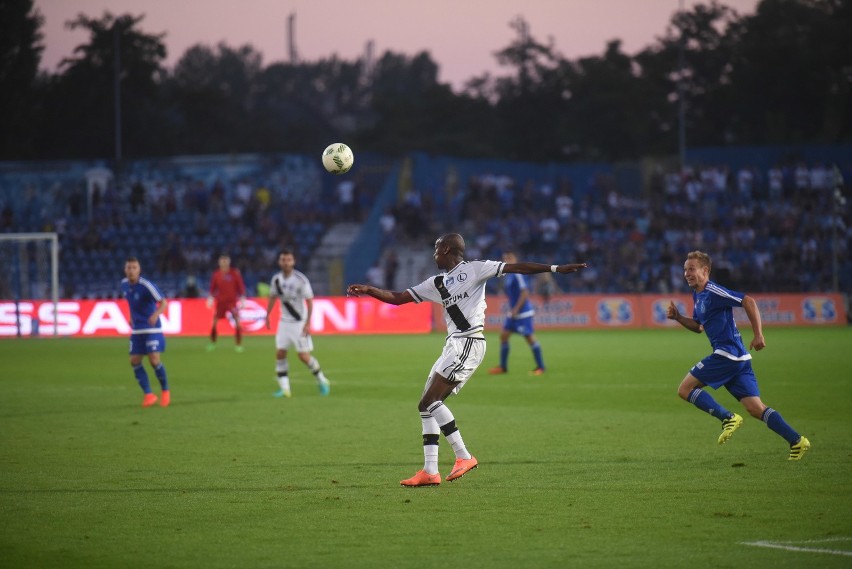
[153,363,169,391]
[235,328,242,345]
[210,328,217,343]
[421,412,440,475]
[307,356,328,383]
[531,341,544,369]
[687,388,733,421]
[133,364,152,394]
[427,401,471,460]
[500,341,509,370]
[761,407,801,445]
[276,360,290,391]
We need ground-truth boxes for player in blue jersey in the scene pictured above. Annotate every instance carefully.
[666,251,810,460]
[488,251,547,375]
[120,257,170,408]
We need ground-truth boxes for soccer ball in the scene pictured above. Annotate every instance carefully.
[322,143,354,175]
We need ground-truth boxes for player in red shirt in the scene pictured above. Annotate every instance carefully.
[207,254,247,352]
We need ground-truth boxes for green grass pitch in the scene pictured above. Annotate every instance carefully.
[1,328,851,568]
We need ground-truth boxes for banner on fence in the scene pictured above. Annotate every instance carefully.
[478,293,847,330]
[1,292,845,337]
[0,297,433,337]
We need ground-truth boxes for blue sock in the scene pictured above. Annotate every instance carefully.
[154,364,169,391]
[531,341,544,369]
[500,342,509,370]
[761,408,800,445]
[133,364,152,394]
[687,388,733,421]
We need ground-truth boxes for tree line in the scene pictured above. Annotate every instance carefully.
[1,0,849,163]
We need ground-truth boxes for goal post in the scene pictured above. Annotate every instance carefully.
[0,232,59,336]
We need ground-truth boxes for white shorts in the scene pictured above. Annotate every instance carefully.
[275,320,314,352]
[426,336,486,395]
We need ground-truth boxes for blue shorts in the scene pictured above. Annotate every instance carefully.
[129,332,166,355]
[690,354,759,400]
[503,315,534,336]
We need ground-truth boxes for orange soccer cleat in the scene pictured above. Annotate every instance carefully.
[160,390,170,407]
[529,368,545,376]
[142,393,158,407]
[446,456,478,482]
[488,367,507,375]
[400,470,441,487]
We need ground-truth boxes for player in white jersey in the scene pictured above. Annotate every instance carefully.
[347,233,587,486]
[264,249,331,397]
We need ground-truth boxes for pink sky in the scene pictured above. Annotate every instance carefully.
[37,0,760,90]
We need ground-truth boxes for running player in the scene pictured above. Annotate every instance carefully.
[347,233,587,486]
[207,254,246,352]
[667,250,810,460]
[120,257,170,407]
[264,249,331,397]
[488,250,546,375]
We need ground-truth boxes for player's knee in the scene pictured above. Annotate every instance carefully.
[739,396,766,419]
[677,384,692,400]
[744,403,765,419]
[417,396,436,413]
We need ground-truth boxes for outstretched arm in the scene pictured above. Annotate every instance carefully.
[503,262,587,275]
[666,301,703,333]
[742,295,766,351]
[346,284,414,306]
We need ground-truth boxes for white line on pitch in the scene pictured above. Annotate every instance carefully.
[741,540,852,557]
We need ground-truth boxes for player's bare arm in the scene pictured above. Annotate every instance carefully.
[264,296,276,329]
[503,262,587,275]
[742,295,766,351]
[346,284,414,306]
[666,301,703,333]
[303,298,313,335]
[512,287,529,317]
[149,298,167,325]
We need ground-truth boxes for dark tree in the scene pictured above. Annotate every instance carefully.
[0,0,44,159]
[36,12,167,159]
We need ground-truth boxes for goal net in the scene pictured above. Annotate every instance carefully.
[0,233,59,336]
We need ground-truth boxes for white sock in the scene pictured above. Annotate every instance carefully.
[445,431,471,460]
[275,359,290,391]
[427,401,471,460]
[421,412,440,474]
[307,357,328,383]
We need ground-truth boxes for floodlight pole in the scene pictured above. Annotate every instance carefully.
[114,24,122,163]
[832,166,846,293]
[677,0,687,169]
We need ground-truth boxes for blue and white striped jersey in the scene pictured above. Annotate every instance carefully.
[692,280,750,361]
[120,277,164,333]
[407,259,505,339]
[503,273,534,318]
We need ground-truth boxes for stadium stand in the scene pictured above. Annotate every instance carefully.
[1,148,849,303]
[358,149,850,299]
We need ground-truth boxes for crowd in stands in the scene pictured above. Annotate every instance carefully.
[0,153,848,302]
[0,155,372,299]
[377,159,850,297]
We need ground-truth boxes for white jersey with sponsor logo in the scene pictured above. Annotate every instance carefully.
[269,270,314,323]
[407,259,505,339]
